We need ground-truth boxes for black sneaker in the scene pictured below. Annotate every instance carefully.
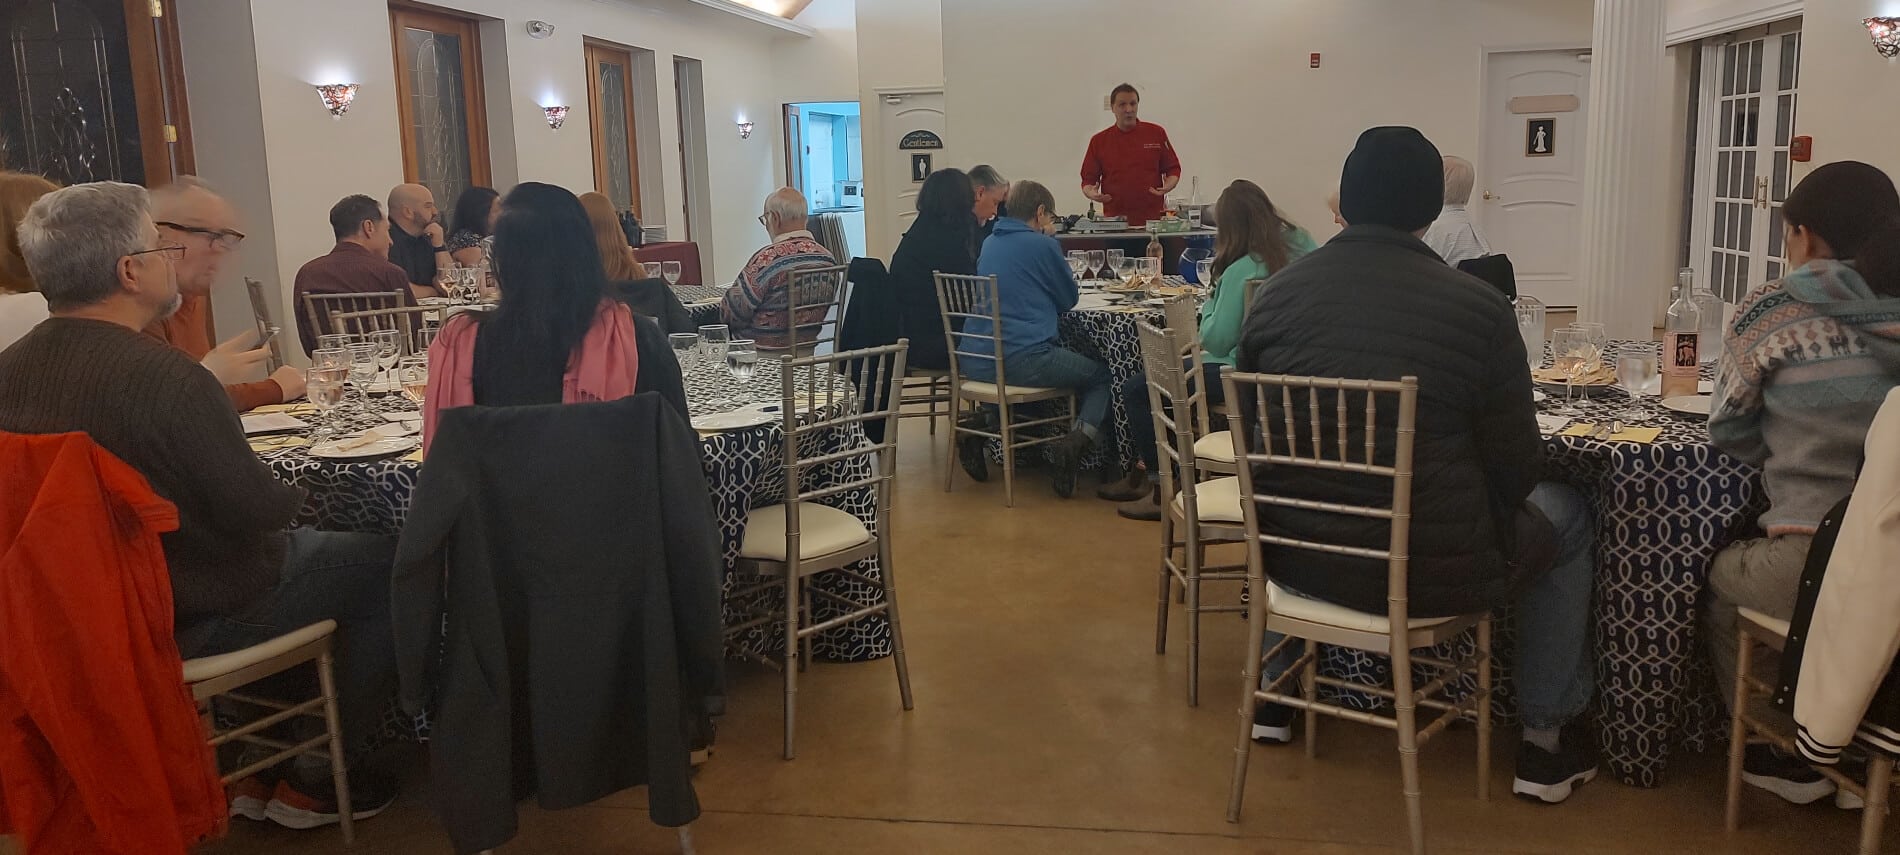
[1251,702,1296,744]
[1513,738,1599,804]
[1050,430,1092,498]
[265,771,399,829]
[1742,744,1835,805]
[957,433,989,483]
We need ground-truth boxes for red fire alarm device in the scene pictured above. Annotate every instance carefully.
[1791,135,1813,163]
[1310,53,1322,68]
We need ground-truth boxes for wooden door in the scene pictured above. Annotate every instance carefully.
[0,0,194,185]
[390,4,490,207]
[585,41,642,218]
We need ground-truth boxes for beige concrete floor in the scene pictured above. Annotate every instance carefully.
[201,419,1859,854]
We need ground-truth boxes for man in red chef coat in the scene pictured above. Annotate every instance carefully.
[1080,83,1182,227]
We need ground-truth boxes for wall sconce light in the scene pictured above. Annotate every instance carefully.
[1868,17,1900,58]
[737,120,755,139]
[315,84,358,119]
[543,106,570,130]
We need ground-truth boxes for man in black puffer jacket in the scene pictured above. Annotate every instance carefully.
[1236,126,1599,805]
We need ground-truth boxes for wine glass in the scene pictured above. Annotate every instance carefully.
[306,369,345,443]
[345,342,379,394]
[1116,255,1138,283]
[662,261,682,286]
[1615,342,1658,422]
[1105,249,1125,279]
[668,332,700,370]
[1194,258,1214,291]
[1067,251,1088,280]
[645,262,664,280]
[311,347,349,373]
[435,267,459,301]
[317,334,350,353]
[371,329,403,385]
[413,324,438,354]
[1549,328,1587,416]
[697,324,729,363]
[397,356,429,406]
[726,339,758,382]
[1087,250,1106,280]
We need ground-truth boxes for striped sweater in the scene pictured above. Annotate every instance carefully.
[720,231,834,349]
[1711,259,1900,534]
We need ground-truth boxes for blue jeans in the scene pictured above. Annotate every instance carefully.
[1122,361,1226,473]
[965,344,1112,439]
[179,528,399,760]
[1260,482,1596,730]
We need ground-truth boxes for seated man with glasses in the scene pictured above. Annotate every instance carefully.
[145,177,305,412]
[0,181,401,827]
[721,187,834,349]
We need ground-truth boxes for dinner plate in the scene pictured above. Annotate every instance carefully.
[1661,395,1713,417]
[692,410,779,431]
[310,435,420,460]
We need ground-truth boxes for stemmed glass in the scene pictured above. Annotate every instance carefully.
[370,329,403,387]
[1106,249,1125,279]
[1067,251,1088,281]
[726,339,758,382]
[668,332,700,371]
[1549,328,1588,416]
[345,342,379,396]
[397,356,429,406]
[1195,258,1214,292]
[662,261,682,287]
[305,367,346,443]
[317,334,350,354]
[645,262,664,280]
[1087,250,1106,280]
[1615,342,1658,422]
[1117,254,1138,283]
[413,324,438,354]
[697,324,729,364]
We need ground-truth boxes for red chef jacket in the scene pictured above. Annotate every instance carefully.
[1079,121,1182,227]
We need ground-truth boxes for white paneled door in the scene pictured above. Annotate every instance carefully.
[1693,25,1801,304]
[878,90,946,254]
[1481,50,1593,308]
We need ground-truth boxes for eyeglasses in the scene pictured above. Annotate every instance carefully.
[127,244,187,262]
[757,213,771,228]
[156,221,246,250]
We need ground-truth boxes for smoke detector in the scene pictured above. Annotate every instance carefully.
[526,20,556,39]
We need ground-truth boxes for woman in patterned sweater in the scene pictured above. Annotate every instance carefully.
[1706,160,1900,802]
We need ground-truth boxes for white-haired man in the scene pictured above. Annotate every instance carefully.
[721,187,835,349]
[1422,155,1492,266]
[0,181,400,827]
[971,164,1010,239]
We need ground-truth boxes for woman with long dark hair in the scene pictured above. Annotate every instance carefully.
[446,185,500,268]
[888,168,978,370]
[421,182,686,449]
[1706,161,1900,793]
[1102,180,1317,517]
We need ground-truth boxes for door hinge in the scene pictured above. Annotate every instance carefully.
[163,124,178,143]
[149,0,163,19]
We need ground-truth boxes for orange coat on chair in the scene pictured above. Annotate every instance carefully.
[0,431,227,854]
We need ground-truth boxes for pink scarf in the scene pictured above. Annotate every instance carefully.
[421,300,642,452]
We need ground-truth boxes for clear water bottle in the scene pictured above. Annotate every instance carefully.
[1662,271,1704,398]
[1685,268,1725,365]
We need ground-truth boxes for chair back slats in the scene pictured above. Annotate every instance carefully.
[1136,322,1208,502]
[934,273,1007,389]
[244,277,285,371]
[1223,370,1420,626]
[303,291,404,340]
[764,264,848,355]
[779,341,909,511]
[328,306,439,354]
[1159,296,1215,431]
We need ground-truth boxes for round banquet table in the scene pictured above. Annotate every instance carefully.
[1312,350,1760,787]
[674,282,727,328]
[254,357,893,665]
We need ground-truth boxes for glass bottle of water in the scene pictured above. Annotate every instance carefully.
[1662,272,1703,398]
[1686,268,1725,365]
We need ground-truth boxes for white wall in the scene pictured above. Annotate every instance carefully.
[855,0,942,258]
[1796,0,1900,179]
[179,0,800,352]
[1667,0,1806,43]
[775,0,859,104]
[941,0,1597,244]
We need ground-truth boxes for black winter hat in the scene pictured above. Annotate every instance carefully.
[1339,126,1444,233]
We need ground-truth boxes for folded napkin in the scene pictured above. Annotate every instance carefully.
[249,402,317,415]
[1560,423,1663,443]
[401,449,424,463]
[1535,414,1571,436]
[248,436,311,452]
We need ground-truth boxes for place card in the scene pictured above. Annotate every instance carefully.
[241,413,310,435]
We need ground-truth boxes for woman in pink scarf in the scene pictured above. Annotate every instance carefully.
[422,182,688,452]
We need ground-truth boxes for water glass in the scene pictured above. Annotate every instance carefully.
[668,332,700,370]
[662,261,682,286]
[1615,342,1658,421]
[306,369,345,442]
[697,324,729,363]
[312,347,349,372]
[318,333,350,353]
[645,262,664,280]
[413,324,438,354]
[1087,250,1106,280]
[1067,251,1088,280]
[345,342,379,391]
[397,356,429,406]
[371,329,403,380]
[725,339,758,382]
[1513,296,1547,369]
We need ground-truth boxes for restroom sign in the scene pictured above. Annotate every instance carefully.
[898,130,944,150]
[1526,118,1555,158]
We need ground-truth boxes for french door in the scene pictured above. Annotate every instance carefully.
[390,4,490,207]
[1692,22,1801,304]
[585,41,643,218]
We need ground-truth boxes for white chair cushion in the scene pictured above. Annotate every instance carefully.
[1267,582,1455,633]
[1739,607,1791,639]
[957,380,1062,400]
[1172,476,1245,523]
[181,619,336,684]
[1195,430,1236,463]
[739,502,873,561]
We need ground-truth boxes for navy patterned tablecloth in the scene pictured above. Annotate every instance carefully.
[256,356,892,665]
[1311,354,1760,787]
[676,282,727,328]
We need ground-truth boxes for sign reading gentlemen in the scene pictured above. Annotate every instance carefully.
[899,130,944,150]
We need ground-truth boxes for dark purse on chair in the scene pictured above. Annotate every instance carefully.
[1457,254,1517,301]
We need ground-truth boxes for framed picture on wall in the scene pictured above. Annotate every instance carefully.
[911,153,933,182]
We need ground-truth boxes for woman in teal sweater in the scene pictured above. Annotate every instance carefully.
[1103,180,1317,516]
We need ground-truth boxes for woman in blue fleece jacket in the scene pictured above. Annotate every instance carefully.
[956,180,1110,498]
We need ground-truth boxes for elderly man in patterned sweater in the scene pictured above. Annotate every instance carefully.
[721,187,835,349]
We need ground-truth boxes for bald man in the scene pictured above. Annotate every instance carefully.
[145,178,305,411]
[720,187,835,349]
[386,183,448,299]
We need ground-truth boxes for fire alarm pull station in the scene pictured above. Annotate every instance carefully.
[1791,135,1813,163]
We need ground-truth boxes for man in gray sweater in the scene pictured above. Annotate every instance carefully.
[0,182,397,829]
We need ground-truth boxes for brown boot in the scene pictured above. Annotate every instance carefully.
[1116,485,1163,521]
[1097,467,1149,501]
